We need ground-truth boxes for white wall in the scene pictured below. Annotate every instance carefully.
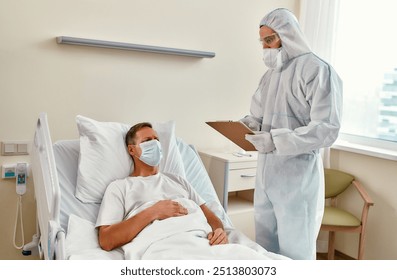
[0,0,299,259]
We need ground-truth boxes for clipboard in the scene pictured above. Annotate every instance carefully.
[206,121,257,151]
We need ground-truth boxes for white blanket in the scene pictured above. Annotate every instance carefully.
[122,198,282,260]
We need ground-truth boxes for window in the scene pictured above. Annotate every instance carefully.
[333,0,397,150]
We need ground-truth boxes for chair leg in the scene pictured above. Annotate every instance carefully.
[327,231,335,260]
[358,232,365,260]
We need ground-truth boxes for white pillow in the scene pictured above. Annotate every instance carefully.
[75,115,132,203]
[75,115,185,203]
[65,214,100,254]
[65,214,124,259]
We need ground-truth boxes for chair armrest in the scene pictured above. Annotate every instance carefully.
[352,180,374,228]
[352,180,374,206]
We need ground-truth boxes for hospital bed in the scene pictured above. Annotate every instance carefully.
[31,112,287,260]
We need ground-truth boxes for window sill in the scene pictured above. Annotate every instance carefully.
[331,140,397,161]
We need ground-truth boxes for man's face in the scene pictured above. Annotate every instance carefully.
[128,127,159,158]
[259,26,281,49]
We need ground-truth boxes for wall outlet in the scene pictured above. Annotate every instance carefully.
[2,164,16,178]
[1,163,30,179]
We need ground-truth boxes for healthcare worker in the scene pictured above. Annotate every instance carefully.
[240,8,342,260]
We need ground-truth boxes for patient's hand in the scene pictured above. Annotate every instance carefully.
[152,200,188,220]
[208,228,228,245]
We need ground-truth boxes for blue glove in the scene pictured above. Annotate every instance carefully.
[245,132,275,153]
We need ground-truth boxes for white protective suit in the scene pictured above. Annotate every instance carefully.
[243,8,342,260]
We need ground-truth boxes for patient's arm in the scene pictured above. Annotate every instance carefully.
[200,204,229,245]
[98,200,188,251]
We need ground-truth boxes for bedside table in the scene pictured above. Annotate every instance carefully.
[199,150,258,240]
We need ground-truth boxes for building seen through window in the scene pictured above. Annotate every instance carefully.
[379,69,397,141]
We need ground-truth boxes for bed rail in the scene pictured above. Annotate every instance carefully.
[32,112,65,259]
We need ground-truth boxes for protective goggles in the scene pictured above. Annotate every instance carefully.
[259,33,280,47]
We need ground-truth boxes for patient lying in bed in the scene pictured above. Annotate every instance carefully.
[95,122,274,259]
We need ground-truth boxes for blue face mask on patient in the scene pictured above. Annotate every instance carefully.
[138,140,163,167]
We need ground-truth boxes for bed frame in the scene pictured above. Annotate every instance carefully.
[31,112,66,259]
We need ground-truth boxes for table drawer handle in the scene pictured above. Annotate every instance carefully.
[240,174,256,178]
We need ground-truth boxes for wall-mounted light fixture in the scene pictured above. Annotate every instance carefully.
[56,36,215,58]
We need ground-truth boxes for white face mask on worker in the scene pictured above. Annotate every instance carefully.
[263,48,283,69]
[139,140,163,166]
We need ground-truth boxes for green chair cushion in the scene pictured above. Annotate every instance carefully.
[322,206,361,227]
[324,169,355,198]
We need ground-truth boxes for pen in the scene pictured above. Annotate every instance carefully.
[233,152,252,157]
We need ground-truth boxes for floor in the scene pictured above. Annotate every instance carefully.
[317,250,355,260]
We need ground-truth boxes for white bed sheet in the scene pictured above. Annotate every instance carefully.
[53,138,287,260]
[122,198,274,260]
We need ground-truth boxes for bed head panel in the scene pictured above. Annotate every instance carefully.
[32,112,63,259]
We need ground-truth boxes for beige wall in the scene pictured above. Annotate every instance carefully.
[0,0,299,259]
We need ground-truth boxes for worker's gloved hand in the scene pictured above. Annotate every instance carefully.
[239,116,261,131]
[245,132,275,153]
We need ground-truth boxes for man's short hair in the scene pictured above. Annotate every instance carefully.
[125,122,153,146]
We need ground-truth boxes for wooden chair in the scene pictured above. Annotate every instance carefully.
[320,168,374,260]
